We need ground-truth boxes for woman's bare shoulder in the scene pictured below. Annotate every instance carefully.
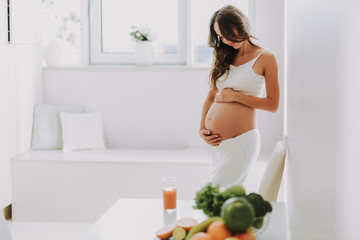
[262,49,277,60]
[259,49,277,67]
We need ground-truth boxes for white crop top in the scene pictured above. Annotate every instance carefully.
[216,49,267,97]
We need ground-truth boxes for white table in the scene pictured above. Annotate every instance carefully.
[82,199,288,240]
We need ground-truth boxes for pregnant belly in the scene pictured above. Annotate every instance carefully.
[205,102,256,140]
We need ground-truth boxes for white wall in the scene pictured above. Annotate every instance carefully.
[8,44,43,156]
[337,1,360,239]
[0,45,42,208]
[0,0,10,210]
[44,67,210,149]
[7,0,43,156]
[286,0,360,239]
[0,0,43,208]
[0,45,11,209]
[10,0,41,44]
[0,0,7,43]
[251,0,285,145]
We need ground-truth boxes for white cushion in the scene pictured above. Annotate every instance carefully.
[60,112,106,152]
[31,104,84,150]
[258,140,287,201]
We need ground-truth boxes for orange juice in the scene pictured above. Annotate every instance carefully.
[163,187,177,209]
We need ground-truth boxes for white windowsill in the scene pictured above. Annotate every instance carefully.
[43,65,211,72]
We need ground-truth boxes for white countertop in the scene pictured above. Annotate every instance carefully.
[82,199,288,240]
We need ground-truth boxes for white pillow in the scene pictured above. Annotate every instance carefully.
[60,112,106,152]
[31,104,84,150]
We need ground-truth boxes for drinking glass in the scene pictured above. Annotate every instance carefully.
[161,177,177,212]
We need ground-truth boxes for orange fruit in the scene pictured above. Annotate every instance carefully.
[155,224,176,240]
[190,232,214,240]
[207,220,232,240]
[176,217,198,231]
[233,229,256,240]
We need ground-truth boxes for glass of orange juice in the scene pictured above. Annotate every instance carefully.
[161,177,177,212]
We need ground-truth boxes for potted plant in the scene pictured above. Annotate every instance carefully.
[130,25,156,66]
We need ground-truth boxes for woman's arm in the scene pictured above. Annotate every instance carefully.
[199,87,222,146]
[215,52,280,112]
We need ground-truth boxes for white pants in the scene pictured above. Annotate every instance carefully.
[211,129,260,189]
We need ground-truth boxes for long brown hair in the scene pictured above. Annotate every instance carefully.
[209,5,258,88]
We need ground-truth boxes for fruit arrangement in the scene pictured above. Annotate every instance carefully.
[155,183,272,240]
[193,183,272,230]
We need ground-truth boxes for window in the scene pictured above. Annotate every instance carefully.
[41,0,249,66]
[90,0,249,66]
[90,0,185,64]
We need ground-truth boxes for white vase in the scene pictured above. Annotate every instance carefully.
[135,41,154,66]
[43,39,62,66]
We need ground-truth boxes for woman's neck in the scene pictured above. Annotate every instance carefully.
[237,40,253,55]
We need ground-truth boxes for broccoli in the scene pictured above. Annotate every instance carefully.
[245,192,273,229]
[194,183,239,217]
[194,183,219,217]
[245,192,272,217]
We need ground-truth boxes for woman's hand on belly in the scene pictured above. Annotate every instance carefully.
[199,129,222,147]
[215,88,237,103]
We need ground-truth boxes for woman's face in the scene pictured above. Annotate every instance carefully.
[213,21,245,50]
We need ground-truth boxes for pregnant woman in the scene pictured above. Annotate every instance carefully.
[199,5,280,188]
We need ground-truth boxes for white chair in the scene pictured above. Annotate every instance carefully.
[258,137,287,201]
[0,214,12,240]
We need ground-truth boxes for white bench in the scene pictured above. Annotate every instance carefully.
[11,147,271,223]
[11,147,213,223]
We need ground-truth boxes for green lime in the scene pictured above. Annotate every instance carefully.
[221,197,255,233]
[172,227,187,240]
[224,185,246,196]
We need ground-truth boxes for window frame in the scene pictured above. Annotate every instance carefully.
[89,0,187,65]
